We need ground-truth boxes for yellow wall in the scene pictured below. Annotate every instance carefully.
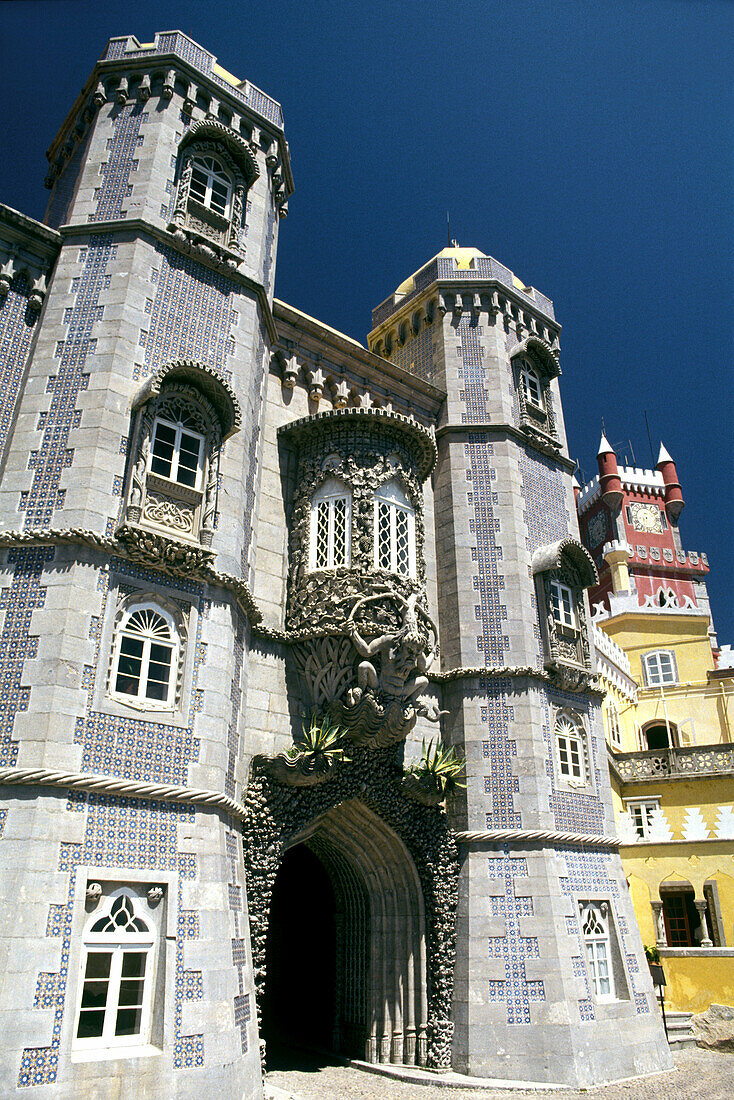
[612,774,734,840]
[658,955,734,1014]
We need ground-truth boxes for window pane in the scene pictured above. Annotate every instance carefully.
[177,431,201,487]
[209,179,229,215]
[77,1009,106,1038]
[151,422,177,477]
[115,1006,143,1036]
[116,637,143,695]
[332,497,347,566]
[118,979,146,1007]
[395,507,410,575]
[190,167,208,203]
[315,499,329,568]
[122,952,147,978]
[80,980,109,1010]
[84,952,112,979]
[377,501,391,570]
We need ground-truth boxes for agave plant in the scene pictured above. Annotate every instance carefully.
[288,715,350,769]
[408,738,466,796]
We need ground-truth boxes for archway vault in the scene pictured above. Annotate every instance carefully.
[292,799,428,1065]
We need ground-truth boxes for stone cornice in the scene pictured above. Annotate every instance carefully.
[58,218,277,342]
[435,422,576,471]
[0,204,62,257]
[0,527,262,627]
[454,828,619,851]
[273,299,446,416]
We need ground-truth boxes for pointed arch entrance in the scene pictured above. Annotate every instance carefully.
[263,800,428,1065]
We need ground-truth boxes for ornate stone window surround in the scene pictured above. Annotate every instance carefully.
[73,888,158,1053]
[169,120,259,263]
[532,538,597,690]
[510,339,560,444]
[553,707,591,790]
[97,587,192,721]
[67,869,175,1064]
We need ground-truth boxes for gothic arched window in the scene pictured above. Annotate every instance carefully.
[310,478,351,570]
[74,891,156,1049]
[111,602,179,708]
[374,479,416,578]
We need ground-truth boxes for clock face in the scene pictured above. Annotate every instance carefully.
[588,511,609,547]
[629,502,664,533]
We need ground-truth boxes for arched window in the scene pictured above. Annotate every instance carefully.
[188,154,232,217]
[374,479,416,578]
[555,711,588,786]
[310,478,351,570]
[579,901,615,1000]
[519,358,543,409]
[111,603,178,707]
[74,891,156,1049]
[149,411,205,490]
[641,649,678,687]
[643,720,678,751]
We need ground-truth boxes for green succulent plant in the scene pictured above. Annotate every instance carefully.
[644,944,661,964]
[409,738,466,795]
[288,715,350,768]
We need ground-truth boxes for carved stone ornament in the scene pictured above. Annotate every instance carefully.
[115,523,215,577]
[253,750,341,787]
[401,772,446,807]
[86,882,102,902]
[147,885,164,905]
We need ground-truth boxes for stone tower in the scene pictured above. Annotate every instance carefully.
[367,246,672,1083]
[0,31,290,1097]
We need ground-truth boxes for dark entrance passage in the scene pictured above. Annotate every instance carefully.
[263,844,337,1057]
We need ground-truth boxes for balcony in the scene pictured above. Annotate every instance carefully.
[610,743,734,783]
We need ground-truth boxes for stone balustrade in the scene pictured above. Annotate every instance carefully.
[612,743,734,782]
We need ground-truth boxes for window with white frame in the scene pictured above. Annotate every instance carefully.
[519,358,543,409]
[605,700,622,750]
[149,413,205,490]
[188,155,232,217]
[625,798,661,839]
[74,891,156,1050]
[641,649,678,687]
[580,900,615,1000]
[310,479,351,570]
[111,603,179,707]
[555,711,587,786]
[374,479,416,578]
[549,580,576,630]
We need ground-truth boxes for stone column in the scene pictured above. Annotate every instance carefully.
[694,898,713,947]
[651,900,667,947]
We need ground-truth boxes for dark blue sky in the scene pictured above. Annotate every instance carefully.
[2,0,732,644]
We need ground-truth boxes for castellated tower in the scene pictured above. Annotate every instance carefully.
[0,32,290,1097]
[368,248,672,1083]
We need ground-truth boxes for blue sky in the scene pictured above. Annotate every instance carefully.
[2,0,732,644]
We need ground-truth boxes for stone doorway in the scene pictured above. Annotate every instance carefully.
[262,800,428,1066]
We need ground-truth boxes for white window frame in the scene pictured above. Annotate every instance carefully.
[641,649,678,687]
[309,479,351,571]
[73,890,157,1052]
[110,602,179,709]
[519,358,543,410]
[555,712,587,787]
[374,479,416,579]
[148,415,205,491]
[580,900,616,1001]
[625,797,661,840]
[605,700,623,750]
[550,580,576,630]
[188,154,233,218]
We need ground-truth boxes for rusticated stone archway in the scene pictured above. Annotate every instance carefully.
[243,745,459,1068]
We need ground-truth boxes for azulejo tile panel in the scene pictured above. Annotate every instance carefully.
[0,277,39,464]
[486,850,545,1024]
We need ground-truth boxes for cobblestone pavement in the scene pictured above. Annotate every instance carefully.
[265,1046,734,1100]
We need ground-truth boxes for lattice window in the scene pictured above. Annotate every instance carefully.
[310,479,351,570]
[74,891,156,1050]
[111,602,178,707]
[374,479,415,578]
[580,901,614,1000]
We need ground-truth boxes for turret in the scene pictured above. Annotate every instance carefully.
[597,432,623,510]
[657,441,685,521]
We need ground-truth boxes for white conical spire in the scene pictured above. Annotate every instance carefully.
[657,441,673,466]
[598,432,615,457]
